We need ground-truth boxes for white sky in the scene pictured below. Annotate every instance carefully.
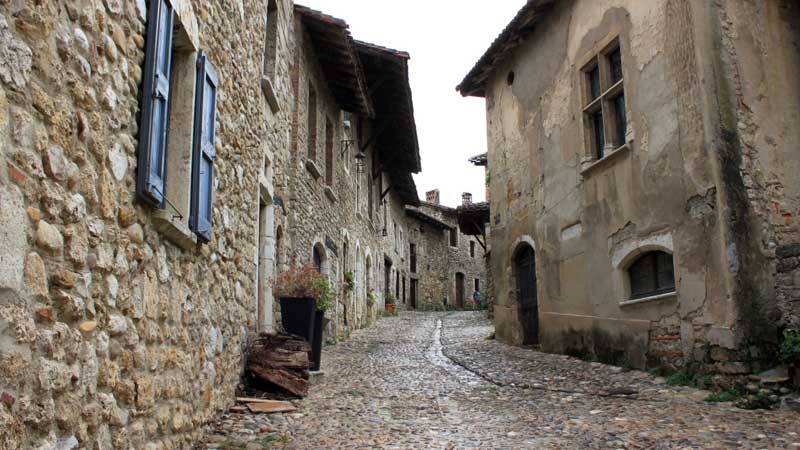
[298,0,525,208]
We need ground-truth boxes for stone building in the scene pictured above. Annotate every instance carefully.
[274,6,422,338]
[0,0,419,448]
[404,190,487,309]
[458,0,800,372]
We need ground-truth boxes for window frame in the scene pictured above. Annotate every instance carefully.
[627,251,676,300]
[580,38,628,162]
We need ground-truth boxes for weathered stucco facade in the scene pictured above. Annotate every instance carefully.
[0,0,421,448]
[459,0,800,372]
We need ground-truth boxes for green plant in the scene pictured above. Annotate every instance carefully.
[271,264,333,312]
[366,288,376,307]
[736,391,778,410]
[343,271,355,291]
[385,293,396,305]
[665,371,697,387]
[705,387,743,403]
[780,329,800,364]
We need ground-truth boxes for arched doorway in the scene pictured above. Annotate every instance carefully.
[514,244,538,345]
[455,272,465,309]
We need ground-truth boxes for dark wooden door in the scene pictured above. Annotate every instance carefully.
[455,273,465,309]
[516,246,539,345]
[410,279,417,309]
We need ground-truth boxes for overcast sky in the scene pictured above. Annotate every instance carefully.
[299,0,525,208]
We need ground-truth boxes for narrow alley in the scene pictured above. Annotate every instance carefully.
[203,312,800,449]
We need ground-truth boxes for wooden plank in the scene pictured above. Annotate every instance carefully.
[246,401,298,414]
[249,366,309,398]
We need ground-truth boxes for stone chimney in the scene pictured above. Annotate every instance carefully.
[426,189,440,205]
[462,192,473,206]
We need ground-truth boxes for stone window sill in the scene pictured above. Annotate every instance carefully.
[580,143,631,177]
[261,76,280,113]
[305,160,322,180]
[152,210,197,251]
[324,185,338,203]
[619,291,676,307]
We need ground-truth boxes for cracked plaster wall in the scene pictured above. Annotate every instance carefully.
[482,0,799,371]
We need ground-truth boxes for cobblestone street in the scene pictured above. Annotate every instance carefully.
[203,312,800,449]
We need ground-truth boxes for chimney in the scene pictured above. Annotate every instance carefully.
[426,189,440,205]
[462,192,473,206]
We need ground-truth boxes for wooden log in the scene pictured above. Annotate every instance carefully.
[249,366,309,398]
[261,349,309,369]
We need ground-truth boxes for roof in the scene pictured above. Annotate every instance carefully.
[355,40,421,206]
[468,153,487,166]
[295,5,374,117]
[457,202,490,236]
[405,206,453,230]
[456,0,556,97]
[419,201,457,216]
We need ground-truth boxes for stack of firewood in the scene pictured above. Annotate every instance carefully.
[245,333,311,398]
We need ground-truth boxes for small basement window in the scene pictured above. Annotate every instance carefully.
[628,251,675,299]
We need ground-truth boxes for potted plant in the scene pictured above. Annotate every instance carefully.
[272,264,333,371]
[385,293,396,314]
[343,271,355,292]
[366,288,376,308]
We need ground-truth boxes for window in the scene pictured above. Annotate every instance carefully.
[470,241,475,258]
[307,85,317,160]
[262,0,279,79]
[474,279,480,292]
[136,0,218,246]
[581,41,627,160]
[628,251,675,299]
[324,117,334,185]
[449,227,457,247]
[409,243,417,273]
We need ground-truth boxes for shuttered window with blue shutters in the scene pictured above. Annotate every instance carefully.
[136,0,174,207]
[190,52,218,243]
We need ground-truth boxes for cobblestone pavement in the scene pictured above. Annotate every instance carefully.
[202,311,800,449]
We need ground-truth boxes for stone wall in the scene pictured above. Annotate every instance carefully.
[274,14,415,340]
[0,0,288,447]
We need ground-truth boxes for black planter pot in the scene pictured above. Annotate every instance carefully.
[279,297,316,343]
[310,310,325,371]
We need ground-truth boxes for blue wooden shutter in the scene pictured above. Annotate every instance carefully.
[190,52,218,243]
[136,0,174,207]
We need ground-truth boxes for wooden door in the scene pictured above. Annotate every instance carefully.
[516,246,539,345]
[410,279,417,309]
[455,272,465,309]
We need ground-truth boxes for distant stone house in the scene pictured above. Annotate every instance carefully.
[458,0,800,372]
[0,0,420,448]
[404,190,487,310]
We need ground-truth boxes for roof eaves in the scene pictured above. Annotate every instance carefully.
[295,4,375,117]
[456,0,556,98]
